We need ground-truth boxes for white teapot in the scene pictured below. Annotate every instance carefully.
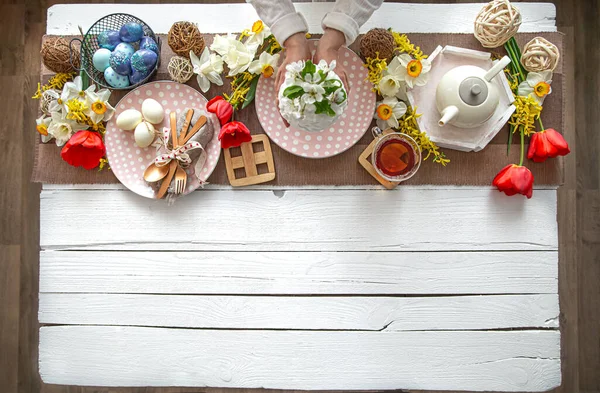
[436,56,511,128]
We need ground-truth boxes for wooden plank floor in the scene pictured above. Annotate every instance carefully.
[0,0,597,392]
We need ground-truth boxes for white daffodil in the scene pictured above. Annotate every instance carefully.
[245,20,271,47]
[378,74,404,97]
[45,88,69,115]
[210,34,257,76]
[36,115,53,143]
[388,54,431,88]
[85,88,115,124]
[189,47,224,93]
[374,96,407,129]
[517,70,552,105]
[63,75,96,102]
[248,51,280,78]
[47,110,86,146]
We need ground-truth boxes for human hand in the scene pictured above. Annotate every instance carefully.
[314,28,349,92]
[275,32,311,126]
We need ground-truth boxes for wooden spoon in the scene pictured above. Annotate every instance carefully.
[143,162,169,183]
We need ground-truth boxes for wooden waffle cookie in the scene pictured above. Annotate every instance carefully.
[358,129,400,190]
[224,134,276,187]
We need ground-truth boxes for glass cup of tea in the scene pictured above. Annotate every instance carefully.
[371,127,421,183]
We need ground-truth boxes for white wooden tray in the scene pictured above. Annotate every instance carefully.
[407,45,516,152]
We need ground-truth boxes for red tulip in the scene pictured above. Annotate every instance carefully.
[218,121,252,149]
[492,164,534,199]
[206,96,233,126]
[527,128,570,163]
[61,130,105,170]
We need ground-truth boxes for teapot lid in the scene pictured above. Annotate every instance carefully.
[459,77,488,106]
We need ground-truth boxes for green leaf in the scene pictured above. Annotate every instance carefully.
[241,75,260,109]
[300,60,316,79]
[283,85,304,99]
[314,100,335,117]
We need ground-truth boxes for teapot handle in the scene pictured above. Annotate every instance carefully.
[484,56,511,82]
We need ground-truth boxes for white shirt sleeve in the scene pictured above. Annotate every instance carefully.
[246,0,308,45]
[322,0,384,46]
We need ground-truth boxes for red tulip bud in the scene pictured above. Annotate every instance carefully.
[492,164,534,199]
[527,128,570,163]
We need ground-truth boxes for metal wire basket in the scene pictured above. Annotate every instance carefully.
[69,13,161,90]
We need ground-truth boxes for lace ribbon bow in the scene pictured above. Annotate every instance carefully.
[154,126,205,168]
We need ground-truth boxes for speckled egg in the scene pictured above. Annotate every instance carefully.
[139,36,159,54]
[97,30,121,50]
[130,49,158,74]
[109,43,135,76]
[104,66,130,88]
[129,68,150,85]
[92,48,112,72]
[119,22,144,43]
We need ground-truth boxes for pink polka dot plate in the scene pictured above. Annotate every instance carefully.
[255,40,376,159]
[104,81,221,199]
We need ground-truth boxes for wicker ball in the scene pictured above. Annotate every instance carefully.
[521,36,560,72]
[168,21,205,59]
[474,0,522,48]
[168,56,194,83]
[360,28,395,61]
[41,36,79,73]
[40,89,58,115]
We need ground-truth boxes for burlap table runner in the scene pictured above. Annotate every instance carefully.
[32,32,565,186]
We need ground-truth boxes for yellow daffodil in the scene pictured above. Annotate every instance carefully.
[248,51,279,78]
[246,20,271,47]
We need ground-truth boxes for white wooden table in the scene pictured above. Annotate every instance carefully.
[39,3,561,392]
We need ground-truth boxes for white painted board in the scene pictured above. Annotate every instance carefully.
[39,326,561,391]
[47,3,557,35]
[40,189,558,251]
[39,293,559,330]
[39,250,558,294]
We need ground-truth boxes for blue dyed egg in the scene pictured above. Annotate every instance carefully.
[104,67,130,88]
[97,30,121,51]
[129,68,150,85]
[139,36,159,54]
[92,48,112,72]
[119,22,144,43]
[109,43,135,76]
[130,49,158,74]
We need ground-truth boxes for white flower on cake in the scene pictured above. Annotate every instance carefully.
[248,51,279,78]
[388,54,431,88]
[47,111,85,146]
[245,20,271,47]
[278,60,348,132]
[190,47,224,92]
[373,96,407,130]
[85,89,115,124]
[517,70,552,105]
[36,115,53,143]
[210,34,257,76]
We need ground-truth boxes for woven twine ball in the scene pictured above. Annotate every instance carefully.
[40,89,58,115]
[521,36,560,72]
[41,36,80,73]
[359,28,395,61]
[168,56,194,83]
[474,0,522,48]
[168,21,205,58]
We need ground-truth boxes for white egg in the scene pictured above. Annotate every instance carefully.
[141,98,165,124]
[116,109,143,131]
[134,122,156,148]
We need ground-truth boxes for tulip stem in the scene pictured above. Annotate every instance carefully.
[537,116,544,131]
[519,127,525,166]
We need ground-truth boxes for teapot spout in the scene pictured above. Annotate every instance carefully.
[438,105,459,127]
[484,56,512,82]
